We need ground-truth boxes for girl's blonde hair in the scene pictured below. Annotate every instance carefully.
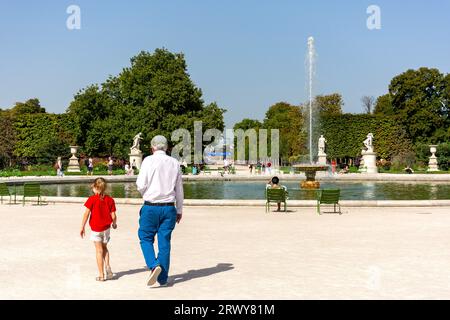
[92,178,107,195]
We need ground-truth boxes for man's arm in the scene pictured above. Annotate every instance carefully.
[136,159,148,195]
[175,167,184,223]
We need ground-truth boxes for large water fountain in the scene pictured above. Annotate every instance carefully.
[293,36,328,189]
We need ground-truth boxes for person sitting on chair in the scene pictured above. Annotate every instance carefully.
[266,176,288,212]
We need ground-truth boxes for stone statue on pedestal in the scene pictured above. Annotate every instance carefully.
[360,133,378,173]
[363,133,374,153]
[131,132,143,152]
[129,132,143,170]
[318,135,326,155]
[317,135,327,165]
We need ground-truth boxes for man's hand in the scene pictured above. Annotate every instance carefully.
[112,223,117,229]
[176,214,182,224]
[80,228,85,238]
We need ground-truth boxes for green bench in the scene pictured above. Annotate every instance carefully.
[317,189,341,215]
[0,183,12,204]
[23,183,42,206]
[265,188,288,213]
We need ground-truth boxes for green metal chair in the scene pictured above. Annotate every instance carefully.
[265,188,287,213]
[0,183,12,204]
[23,183,41,206]
[317,189,341,215]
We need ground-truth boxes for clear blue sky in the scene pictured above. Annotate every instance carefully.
[0,0,449,127]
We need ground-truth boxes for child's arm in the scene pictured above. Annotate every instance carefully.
[80,208,91,238]
[111,211,117,229]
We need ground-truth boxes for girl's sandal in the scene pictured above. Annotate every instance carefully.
[96,276,106,282]
[106,267,114,280]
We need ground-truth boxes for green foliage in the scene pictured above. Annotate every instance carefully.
[13,113,71,163]
[388,68,450,144]
[373,94,394,116]
[320,114,413,159]
[67,48,225,158]
[0,111,17,168]
[233,119,263,162]
[10,98,46,116]
[263,102,306,162]
[414,143,431,167]
[436,143,450,171]
[315,93,344,117]
[234,119,263,131]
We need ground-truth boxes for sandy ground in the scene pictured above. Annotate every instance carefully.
[1,203,450,300]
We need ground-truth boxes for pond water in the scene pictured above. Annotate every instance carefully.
[11,181,450,200]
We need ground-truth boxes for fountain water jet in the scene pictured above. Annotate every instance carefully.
[293,36,328,189]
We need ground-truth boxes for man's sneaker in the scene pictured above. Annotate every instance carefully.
[146,266,162,286]
[148,281,170,288]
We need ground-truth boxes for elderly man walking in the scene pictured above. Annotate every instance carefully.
[136,135,183,287]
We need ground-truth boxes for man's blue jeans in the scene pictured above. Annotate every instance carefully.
[138,205,177,284]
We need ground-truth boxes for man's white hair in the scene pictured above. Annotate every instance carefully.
[151,135,168,151]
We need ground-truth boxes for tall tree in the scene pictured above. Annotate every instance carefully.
[263,102,306,162]
[315,93,344,117]
[389,68,449,143]
[11,98,46,116]
[361,95,375,114]
[0,111,17,168]
[233,119,263,131]
[67,48,225,158]
[373,94,394,116]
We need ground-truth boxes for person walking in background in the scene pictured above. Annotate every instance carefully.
[84,157,90,175]
[80,178,118,282]
[55,157,64,177]
[331,159,337,175]
[88,157,94,176]
[136,135,184,288]
[108,157,114,176]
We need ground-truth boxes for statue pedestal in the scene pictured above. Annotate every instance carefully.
[428,156,439,172]
[129,149,143,170]
[318,153,327,165]
[362,151,378,174]
[67,146,81,172]
[67,156,81,172]
[428,145,439,172]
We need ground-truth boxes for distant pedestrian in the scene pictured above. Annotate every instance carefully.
[88,157,94,176]
[55,157,64,177]
[249,164,253,174]
[331,159,337,175]
[108,157,113,176]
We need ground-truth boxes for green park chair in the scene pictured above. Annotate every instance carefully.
[23,183,42,206]
[265,188,288,213]
[317,189,341,215]
[0,183,12,204]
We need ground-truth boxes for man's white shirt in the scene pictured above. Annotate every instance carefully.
[136,150,184,214]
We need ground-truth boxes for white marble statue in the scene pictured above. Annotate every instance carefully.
[363,133,374,153]
[318,135,326,155]
[131,132,143,151]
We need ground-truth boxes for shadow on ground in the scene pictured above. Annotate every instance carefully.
[167,263,234,286]
[114,267,148,279]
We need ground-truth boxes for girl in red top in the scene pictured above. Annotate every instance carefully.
[80,178,117,281]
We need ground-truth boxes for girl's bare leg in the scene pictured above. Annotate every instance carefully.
[102,243,110,269]
[94,242,104,278]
